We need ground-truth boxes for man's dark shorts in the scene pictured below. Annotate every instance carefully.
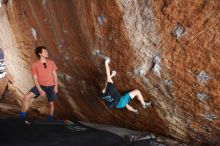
[30,86,57,102]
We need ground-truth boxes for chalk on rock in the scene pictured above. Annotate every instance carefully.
[31,27,37,40]
[152,55,161,76]
[197,92,210,102]
[172,23,185,39]
[197,71,211,86]
[91,49,107,59]
[202,111,217,121]
[97,15,106,25]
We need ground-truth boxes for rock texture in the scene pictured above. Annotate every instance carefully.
[0,0,219,145]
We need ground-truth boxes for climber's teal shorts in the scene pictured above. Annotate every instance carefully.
[116,92,131,109]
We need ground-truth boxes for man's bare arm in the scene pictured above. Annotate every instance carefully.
[102,58,113,93]
[53,70,58,93]
[105,58,111,78]
[33,75,45,96]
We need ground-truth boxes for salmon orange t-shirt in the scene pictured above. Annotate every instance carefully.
[31,60,57,86]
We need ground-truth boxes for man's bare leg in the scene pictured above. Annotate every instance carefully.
[125,104,138,114]
[129,89,151,109]
[21,92,35,112]
[48,102,54,121]
[48,102,54,116]
[20,92,35,119]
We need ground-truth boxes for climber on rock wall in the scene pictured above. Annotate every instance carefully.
[100,57,151,114]
[19,46,58,121]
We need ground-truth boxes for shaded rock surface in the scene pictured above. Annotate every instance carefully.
[0,0,219,145]
[0,118,188,146]
[0,118,129,146]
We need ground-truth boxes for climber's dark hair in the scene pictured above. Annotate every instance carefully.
[35,46,46,57]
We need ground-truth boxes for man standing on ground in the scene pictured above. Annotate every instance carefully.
[19,46,58,121]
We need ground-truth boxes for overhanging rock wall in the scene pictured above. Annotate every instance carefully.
[0,0,219,145]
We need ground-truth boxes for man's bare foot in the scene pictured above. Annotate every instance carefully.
[133,109,139,115]
[143,101,151,109]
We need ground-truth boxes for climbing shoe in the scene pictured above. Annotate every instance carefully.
[143,101,151,109]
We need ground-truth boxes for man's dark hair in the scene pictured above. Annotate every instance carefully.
[35,46,46,57]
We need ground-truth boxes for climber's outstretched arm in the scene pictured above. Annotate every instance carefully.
[105,58,113,83]
[102,58,117,93]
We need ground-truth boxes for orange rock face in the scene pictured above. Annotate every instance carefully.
[0,0,219,145]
